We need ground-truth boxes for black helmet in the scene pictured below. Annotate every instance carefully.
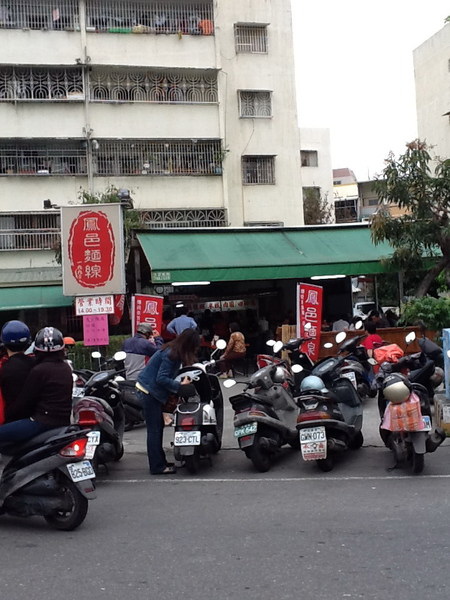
[1,320,31,351]
[383,373,411,404]
[137,322,153,336]
[34,326,65,353]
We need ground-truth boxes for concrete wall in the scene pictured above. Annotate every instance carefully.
[300,127,334,220]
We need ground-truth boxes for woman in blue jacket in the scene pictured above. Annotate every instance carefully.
[136,328,200,474]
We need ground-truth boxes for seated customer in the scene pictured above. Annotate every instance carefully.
[217,322,246,378]
[361,321,384,358]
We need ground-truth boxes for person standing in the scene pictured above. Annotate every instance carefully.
[166,306,198,336]
[136,329,200,475]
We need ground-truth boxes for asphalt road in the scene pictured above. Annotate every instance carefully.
[2,387,450,600]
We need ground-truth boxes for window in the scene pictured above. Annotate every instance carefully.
[0,140,87,175]
[0,1,79,30]
[0,212,60,250]
[94,140,222,176]
[239,91,272,117]
[0,66,84,102]
[85,1,214,35]
[90,69,218,103]
[368,198,379,206]
[242,156,275,184]
[301,150,318,167]
[234,25,268,53]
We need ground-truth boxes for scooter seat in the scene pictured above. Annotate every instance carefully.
[0,426,69,456]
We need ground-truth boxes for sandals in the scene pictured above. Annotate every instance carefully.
[152,466,176,475]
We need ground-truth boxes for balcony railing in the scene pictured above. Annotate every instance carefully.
[138,208,227,228]
[0,1,79,30]
[0,212,60,250]
[86,0,214,34]
[0,66,84,102]
[0,141,87,175]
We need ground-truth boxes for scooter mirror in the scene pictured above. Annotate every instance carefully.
[335,332,347,344]
[91,351,101,359]
[273,341,284,354]
[367,358,378,366]
[291,364,303,373]
[405,332,416,344]
[323,342,333,349]
[72,373,78,382]
[354,320,363,330]
[215,339,227,350]
[113,351,126,361]
[114,375,125,382]
[222,379,237,388]
[266,339,276,347]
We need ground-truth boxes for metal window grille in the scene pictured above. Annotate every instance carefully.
[239,91,272,117]
[86,1,214,34]
[242,156,275,185]
[0,1,79,30]
[0,141,87,175]
[0,66,84,102]
[301,150,318,167]
[90,69,217,103]
[234,25,268,53]
[0,212,60,250]
[138,208,227,228]
[94,139,222,176]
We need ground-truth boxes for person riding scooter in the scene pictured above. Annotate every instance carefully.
[0,326,73,447]
[122,322,163,380]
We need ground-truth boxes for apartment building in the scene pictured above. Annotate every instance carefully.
[300,127,334,223]
[414,21,450,160]
[0,0,303,290]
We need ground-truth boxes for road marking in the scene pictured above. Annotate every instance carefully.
[100,474,450,483]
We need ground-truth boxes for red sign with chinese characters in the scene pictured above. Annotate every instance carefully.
[296,283,323,361]
[109,294,126,326]
[61,204,125,296]
[132,295,164,335]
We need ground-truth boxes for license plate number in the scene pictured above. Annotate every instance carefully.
[234,422,258,438]
[85,431,101,459]
[300,426,326,443]
[422,416,432,431]
[174,430,201,446]
[67,460,95,482]
[300,426,327,461]
[341,371,357,388]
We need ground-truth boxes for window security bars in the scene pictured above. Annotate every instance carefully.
[138,208,227,228]
[0,141,87,175]
[90,70,217,103]
[234,25,268,53]
[0,212,60,250]
[94,140,222,176]
[0,67,84,102]
[242,156,275,185]
[86,1,214,35]
[239,91,272,117]
[0,1,79,30]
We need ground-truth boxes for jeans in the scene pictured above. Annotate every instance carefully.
[139,391,167,474]
[0,418,52,450]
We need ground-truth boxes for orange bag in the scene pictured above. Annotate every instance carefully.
[383,392,423,432]
[373,343,404,365]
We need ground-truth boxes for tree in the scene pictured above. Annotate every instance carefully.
[370,140,450,297]
[303,188,334,225]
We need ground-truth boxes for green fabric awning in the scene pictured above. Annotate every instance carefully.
[0,286,73,311]
[136,224,396,284]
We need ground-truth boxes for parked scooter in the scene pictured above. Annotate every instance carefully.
[171,342,225,474]
[230,362,301,472]
[0,426,98,530]
[296,355,364,471]
[71,356,125,470]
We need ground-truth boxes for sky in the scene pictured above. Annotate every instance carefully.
[291,1,450,180]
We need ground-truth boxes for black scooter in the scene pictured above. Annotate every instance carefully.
[0,427,98,530]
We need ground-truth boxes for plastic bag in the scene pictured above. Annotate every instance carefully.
[373,343,404,365]
[381,392,424,432]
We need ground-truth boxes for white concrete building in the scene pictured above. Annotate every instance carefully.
[299,127,334,222]
[0,0,303,283]
[414,22,450,160]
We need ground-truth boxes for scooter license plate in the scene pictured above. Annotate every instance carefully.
[422,416,432,432]
[67,460,95,482]
[174,430,201,446]
[85,431,101,459]
[234,422,258,438]
[300,426,327,461]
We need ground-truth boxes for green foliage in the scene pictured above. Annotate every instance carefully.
[303,189,333,225]
[68,335,128,370]
[399,296,450,332]
[371,140,450,296]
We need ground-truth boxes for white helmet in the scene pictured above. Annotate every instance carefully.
[383,373,411,404]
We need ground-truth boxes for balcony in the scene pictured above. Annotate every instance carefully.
[0,212,60,251]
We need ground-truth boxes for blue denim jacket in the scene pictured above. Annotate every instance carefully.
[136,348,181,404]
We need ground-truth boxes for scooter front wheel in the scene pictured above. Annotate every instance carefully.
[249,436,272,473]
[44,478,88,531]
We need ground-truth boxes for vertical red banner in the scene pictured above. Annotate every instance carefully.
[296,283,323,361]
[132,295,164,335]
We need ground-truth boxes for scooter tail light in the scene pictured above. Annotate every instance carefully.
[76,409,101,426]
[248,410,267,418]
[297,411,331,422]
[180,416,196,431]
[59,438,88,458]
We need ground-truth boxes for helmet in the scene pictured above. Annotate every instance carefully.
[430,366,444,388]
[34,327,65,353]
[137,322,153,336]
[1,320,31,351]
[63,336,76,346]
[300,375,326,393]
[272,366,288,383]
[382,373,411,404]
